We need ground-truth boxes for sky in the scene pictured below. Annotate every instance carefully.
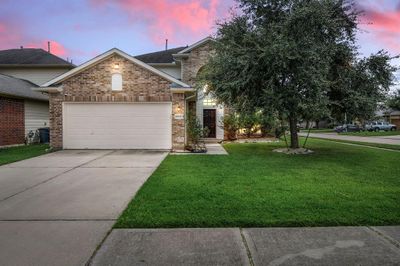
[1,0,399,84]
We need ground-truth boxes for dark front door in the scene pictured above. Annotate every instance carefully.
[203,109,216,138]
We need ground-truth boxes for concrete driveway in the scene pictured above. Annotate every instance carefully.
[0,150,167,266]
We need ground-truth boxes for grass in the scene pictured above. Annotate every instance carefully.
[116,139,400,228]
[0,144,50,166]
[301,128,333,133]
[340,131,400,137]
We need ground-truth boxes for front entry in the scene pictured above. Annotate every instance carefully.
[203,109,216,138]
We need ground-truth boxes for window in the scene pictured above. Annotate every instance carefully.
[203,98,216,106]
[111,73,122,91]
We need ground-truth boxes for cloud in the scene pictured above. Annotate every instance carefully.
[0,17,68,57]
[25,41,67,57]
[89,0,229,44]
[359,6,400,54]
[363,9,400,34]
[0,21,22,49]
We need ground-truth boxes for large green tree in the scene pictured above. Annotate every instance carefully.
[328,49,397,123]
[199,0,396,148]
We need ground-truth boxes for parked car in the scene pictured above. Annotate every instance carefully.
[365,121,397,132]
[334,124,364,133]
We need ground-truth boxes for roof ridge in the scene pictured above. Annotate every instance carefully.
[135,46,187,57]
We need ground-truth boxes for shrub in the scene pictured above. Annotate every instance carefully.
[186,112,208,152]
[220,113,240,140]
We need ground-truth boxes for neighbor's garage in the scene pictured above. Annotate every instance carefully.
[63,103,172,149]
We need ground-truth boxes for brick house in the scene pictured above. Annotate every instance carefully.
[37,37,225,151]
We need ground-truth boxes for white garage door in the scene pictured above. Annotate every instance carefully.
[63,103,172,149]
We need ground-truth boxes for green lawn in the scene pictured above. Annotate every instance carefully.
[0,144,50,166]
[116,139,400,228]
[301,128,333,133]
[340,131,400,137]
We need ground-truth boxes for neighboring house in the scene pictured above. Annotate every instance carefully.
[0,48,75,86]
[0,74,49,147]
[37,37,225,150]
[383,109,400,129]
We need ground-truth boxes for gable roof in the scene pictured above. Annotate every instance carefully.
[135,47,186,64]
[0,48,75,68]
[41,48,191,88]
[177,37,213,54]
[0,74,48,101]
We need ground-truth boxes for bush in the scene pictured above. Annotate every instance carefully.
[220,113,240,140]
[256,111,277,137]
[186,112,208,152]
[239,113,259,138]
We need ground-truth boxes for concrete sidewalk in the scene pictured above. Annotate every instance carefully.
[90,226,400,266]
[299,132,400,145]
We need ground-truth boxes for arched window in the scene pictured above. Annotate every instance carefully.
[111,73,122,91]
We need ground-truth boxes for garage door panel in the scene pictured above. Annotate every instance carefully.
[63,103,172,149]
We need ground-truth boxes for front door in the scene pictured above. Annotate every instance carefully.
[203,109,216,138]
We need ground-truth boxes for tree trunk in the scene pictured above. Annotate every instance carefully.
[289,115,299,149]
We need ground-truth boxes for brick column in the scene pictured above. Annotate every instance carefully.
[49,92,63,149]
[172,93,185,151]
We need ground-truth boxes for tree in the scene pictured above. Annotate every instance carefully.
[199,0,396,148]
[328,49,397,123]
[387,89,400,110]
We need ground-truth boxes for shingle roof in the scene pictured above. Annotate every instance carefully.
[0,74,48,101]
[0,48,74,67]
[135,47,187,64]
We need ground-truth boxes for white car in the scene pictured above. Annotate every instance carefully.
[365,121,397,132]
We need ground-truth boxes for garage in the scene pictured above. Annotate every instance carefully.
[63,103,172,149]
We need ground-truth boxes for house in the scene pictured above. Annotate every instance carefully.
[0,47,75,147]
[36,37,225,150]
[0,74,48,146]
[383,109,400,129]
[0,47,75,86]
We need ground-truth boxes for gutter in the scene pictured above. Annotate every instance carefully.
[172,53,189,59]
[33,86,62,93]
[148,62,177,67]
[170,87,195,93]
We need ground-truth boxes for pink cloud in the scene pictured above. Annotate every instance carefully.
[0,18,69,57]
[25,41,67,57]
[363,10,400,34]
[90,0,225,44]
[0,21,22,49]
[360,7,400,54]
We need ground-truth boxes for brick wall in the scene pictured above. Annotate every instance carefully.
[49,54,185,150]
[181,42,214,87]
[172,93,185,150]
[0,96,25,146]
